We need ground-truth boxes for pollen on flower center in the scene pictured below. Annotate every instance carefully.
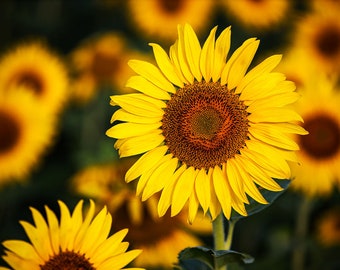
[0,110,21,154]
[162,81,249,169]
[300,114,340,159]
[40,250,95,270]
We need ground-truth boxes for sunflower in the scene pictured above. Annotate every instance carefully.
[70,32,151,103]
[316,206,340,247]
[1,199,143,270]
[106,24,307,223]
[292,10,340,75]
[126,0,215,43]
[0,89,55,186]
[290,75,340,197]
[71,160,211,268]
[219,0,291,30]
[0,42,69,114]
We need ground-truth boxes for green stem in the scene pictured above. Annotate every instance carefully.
[225,219,237,250]
[212,213,226,270]
[292,196,313,270]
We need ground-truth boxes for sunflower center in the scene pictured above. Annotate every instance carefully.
[157,0,183,13]
[315,24,340,58]
[300,113,340,159]
[15,70,44,95]
[162,81,249,169]
[91,51,119,81]
[0,110,21,154]
[113,202,180,246]
[40,250,95,270]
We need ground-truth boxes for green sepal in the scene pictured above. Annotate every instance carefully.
[176,246,254,270]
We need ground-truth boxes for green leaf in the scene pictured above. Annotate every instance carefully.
[177,246,254,270]
[231,179,290,221]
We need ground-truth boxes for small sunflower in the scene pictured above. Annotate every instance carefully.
[1,200,143,270]
[316,206,340,247]
[126,0,215,42]
[106,24,307,223]
[219,0,290,30]
[0,89,55,186]
[292,10,340,74]
[0,42,69,114]
[290,75,340,197]
[71,160,211,268]
[70,33,151,103]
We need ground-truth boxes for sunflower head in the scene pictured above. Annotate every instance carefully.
[106,24,307,223]
[1,200,143,270]
[0,41,69,114]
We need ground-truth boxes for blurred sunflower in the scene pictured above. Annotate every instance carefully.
[106,24,307,223]
[277,48,318,90]
[1,200,143,270]
[316,206,340,247]
[71,160,211,268]
[0,89,55,186]
[219,0,291,30]
[126,0,215,43]
[69,32,151,104]
[0,42,69,114]
[292,10,340,74]
[290,75,340,196]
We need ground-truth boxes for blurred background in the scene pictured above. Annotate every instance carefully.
[0,0,340,269]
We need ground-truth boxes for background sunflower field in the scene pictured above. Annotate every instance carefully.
[1,1,340,269]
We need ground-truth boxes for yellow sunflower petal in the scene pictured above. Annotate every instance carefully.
[137,155,171,197]
[2,240,43,264]
[91,229,128,264]
[128,59,176,93]
[248,108,303,123]
[74,200,96,250]
[117,130,164,157]
[149,43,184,87]
[106,122,161,139]
[246,91,300,110]
[110,94,164,117]
[188,191,200,224]
[239,155,283,191]
[236,54,282,94]
[212,26,231,82]
[158,164,187,217]
[126,75,172,99]
[226,160,249,203]
[240,72,286,100]
[231,156,268,204]
[169,40,190,84]
[241,147,291,179]
[171,166,197,217]
[110,108,162,124]
[200,26,217,82]
[1,252,39,270]
[195,168,211,214]
[98,249,142,270]
[19,222,49,261]
[176,25,195,83]
[212,165,232,219]
[125,145,168,182]
[45,206,60,255]
[221,38,259,88]
[142,156,178,200]
[208,168,222,220]
[249,124,300,150]
[183,24,202,81]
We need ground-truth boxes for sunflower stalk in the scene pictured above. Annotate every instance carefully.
[212,213,226,270]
